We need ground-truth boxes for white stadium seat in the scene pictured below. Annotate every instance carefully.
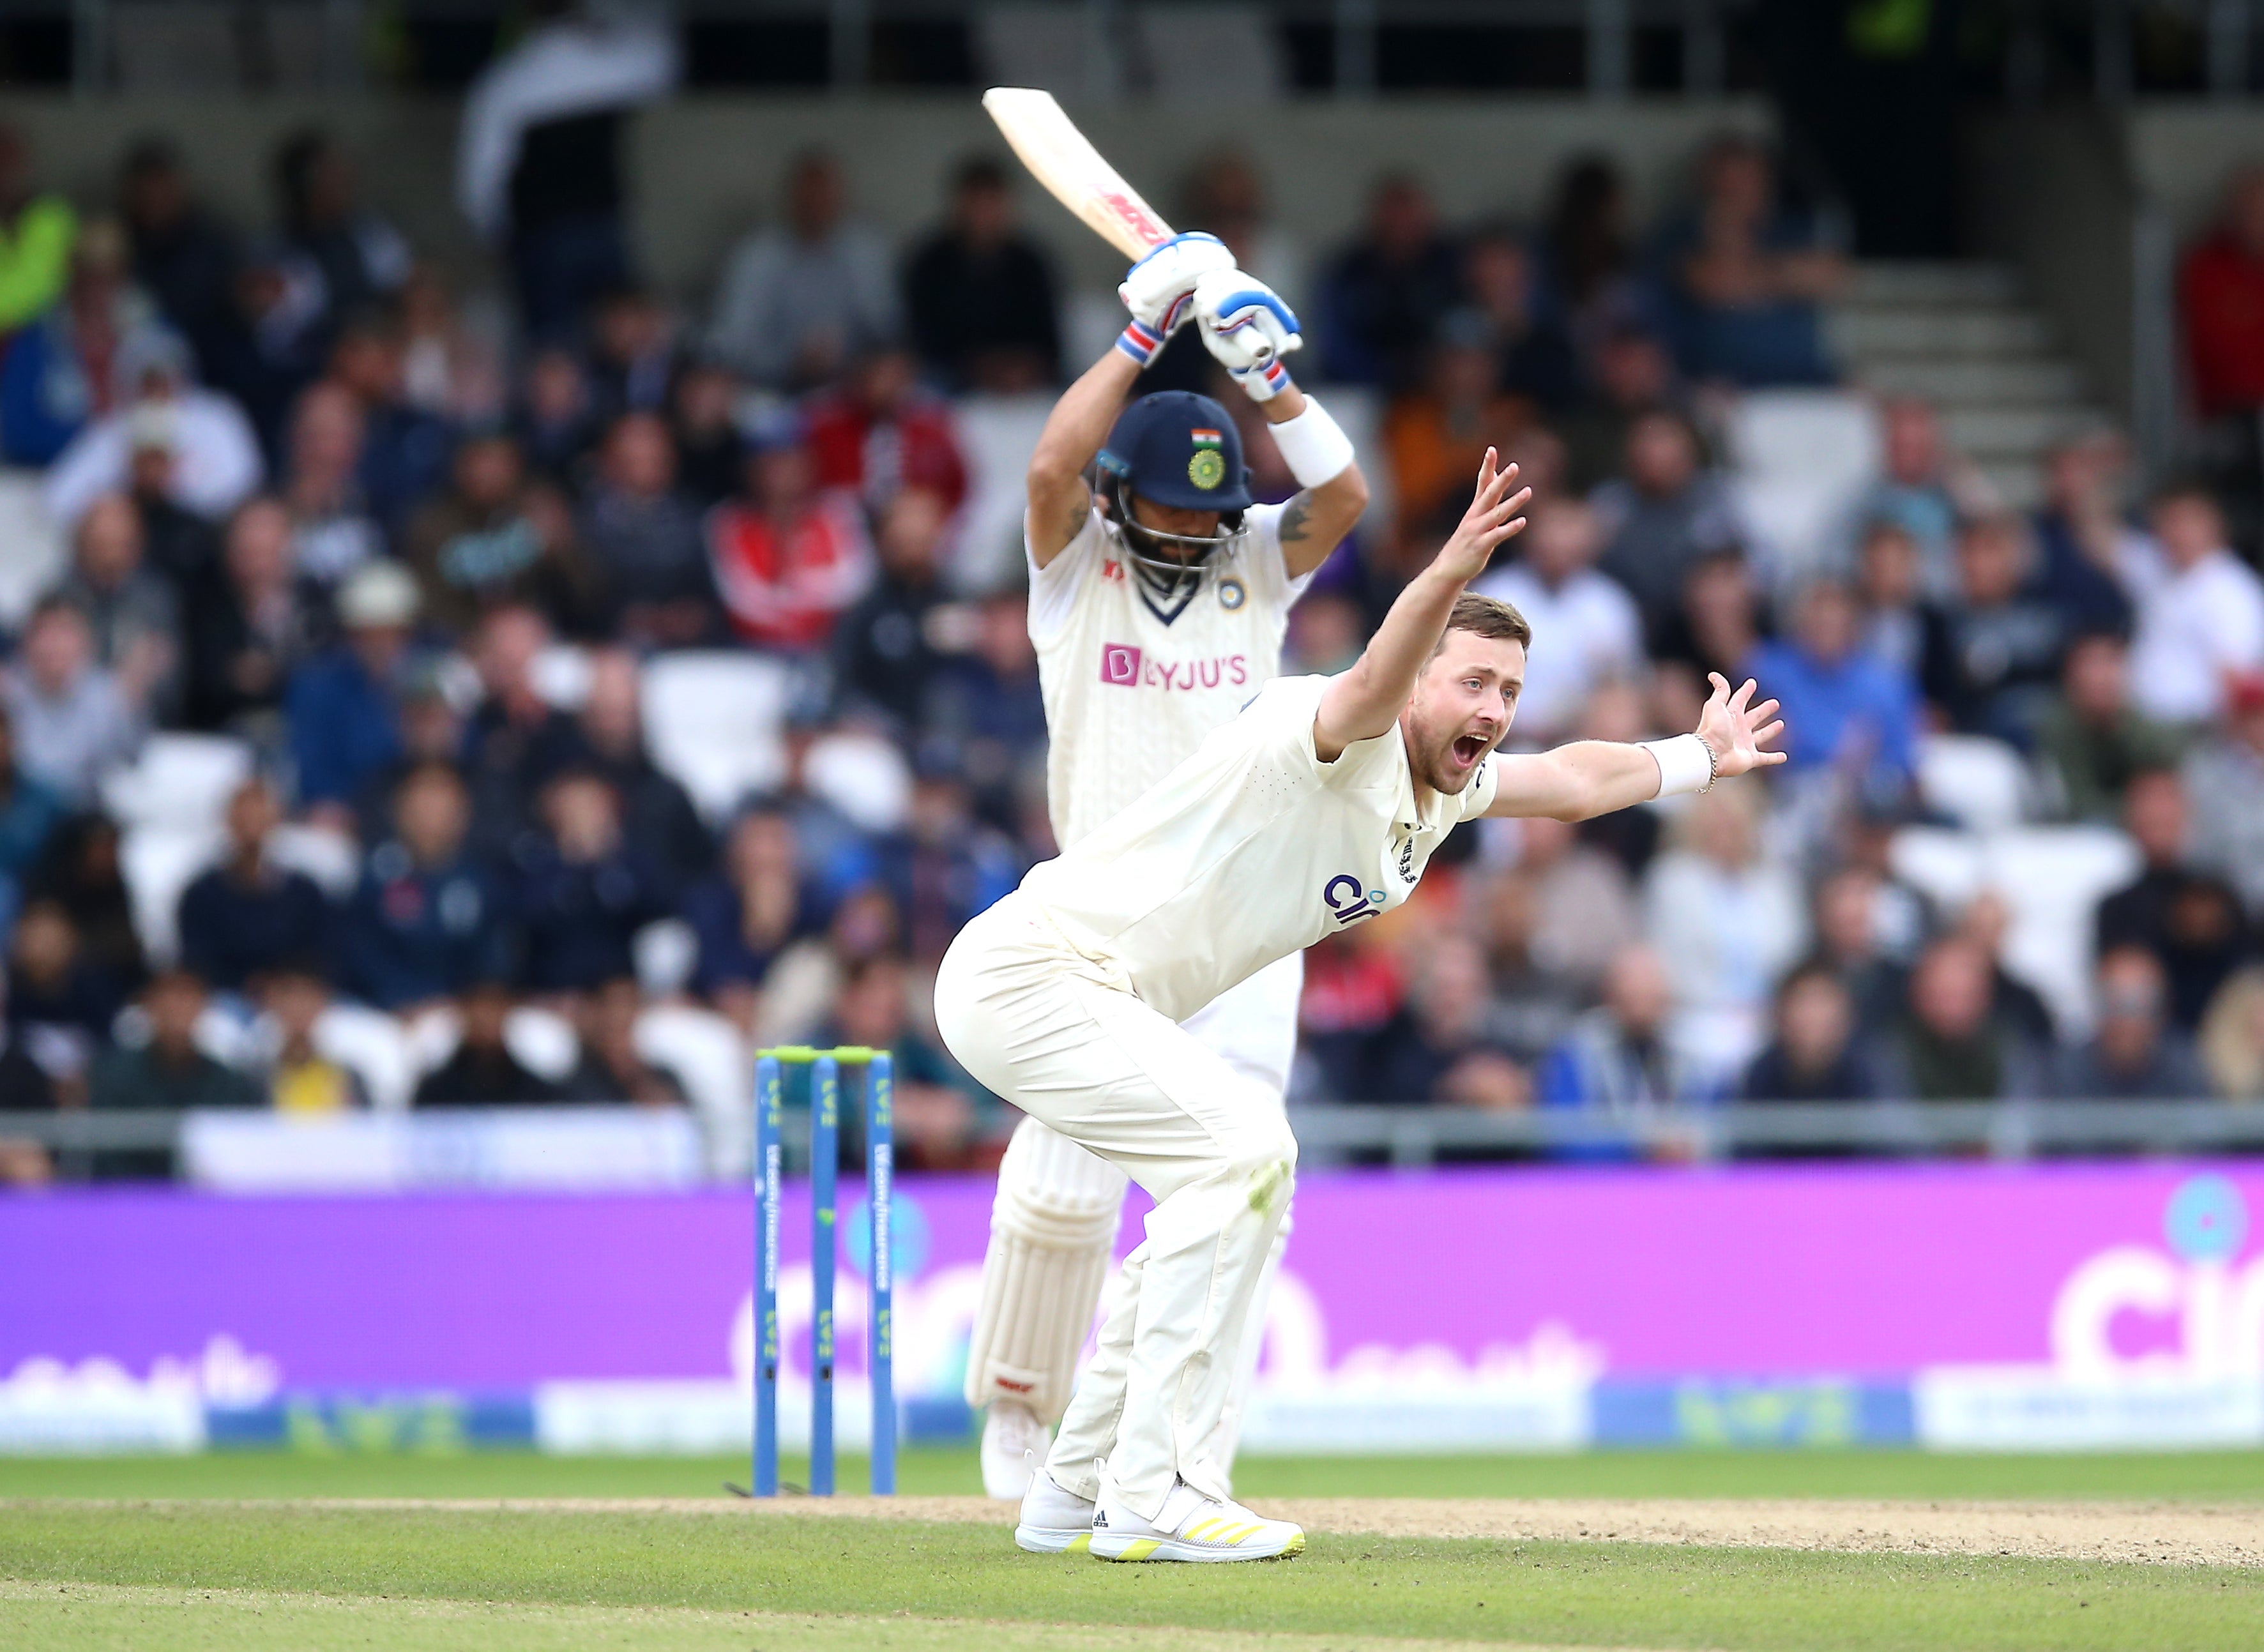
[639,651,797,826]
[1725,389,1881,592]
[637,1004,754,1176]
[1890,824,2142,1036]
[100,733,254,834]
[265,822,363,899]
[119,824,228,965]
[311,1004,422,1115]
[397,1004,581,1084]
[802,729,914,836]
[634,918,699,997]
[950,393,1054,595]
[0,469,67,629]
[1984,826,2143,1038]
[1916,733,2031,833]
[506,1007,581,1082]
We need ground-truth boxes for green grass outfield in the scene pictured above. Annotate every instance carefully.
[2,1452,2261,1651]
[2,1446,2261,1501]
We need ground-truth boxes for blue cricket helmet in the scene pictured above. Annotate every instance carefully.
[1097,391,1253,514]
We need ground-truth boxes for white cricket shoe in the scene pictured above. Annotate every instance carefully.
[1013,1468,1098,1554]
[1087,1475,1305,1563]
[980,1401,1049,1500]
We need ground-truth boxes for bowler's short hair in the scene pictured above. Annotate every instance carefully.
[1436,592,1531,655]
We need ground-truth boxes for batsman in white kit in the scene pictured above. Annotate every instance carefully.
[962,231,1369,1499]
[936,451,1788,1561]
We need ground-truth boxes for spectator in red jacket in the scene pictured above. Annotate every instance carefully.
[705,422,872,651]
[2181,166,2264,420]
[801,345,967,515]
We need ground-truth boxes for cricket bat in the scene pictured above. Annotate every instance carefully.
[982,87,1174,261]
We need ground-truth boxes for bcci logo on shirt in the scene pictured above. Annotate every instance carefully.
[1100,644,1144,686]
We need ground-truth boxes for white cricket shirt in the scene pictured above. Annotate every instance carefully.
[1030,501,1312,848]
[1020,674,1498,1023]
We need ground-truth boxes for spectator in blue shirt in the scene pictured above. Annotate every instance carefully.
[1657,133,1845,388]
[0,706,66,929]
[1537,945,1709,1158]
[1746,575,1918,803]
[0,220,178,468]
[285,558,421,819]
[176,778,331,996]
[509,768,669,995]
[1316,173,1465,392]
[923,590,1047,837]
[328,310,453,536]
[870,755,1023,966]
[339,760,510,1010]
[683,807,822,1027]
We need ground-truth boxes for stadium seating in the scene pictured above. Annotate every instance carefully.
[1915,733,2033,834]
[1725,389,1881,593]
[100,733,254,835]
[1888,824,2141,1034]
[120,822,231,964]
[635,1004,756,1176]
[949,394,1053,595]
[0,473,65,628]
[637,651,797,825]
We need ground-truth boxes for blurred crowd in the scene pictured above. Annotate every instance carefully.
[3,86,2264,1185]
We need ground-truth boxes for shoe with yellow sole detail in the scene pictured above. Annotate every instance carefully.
[1086,1474,1305,1563]
[1013,1467,1098,1554]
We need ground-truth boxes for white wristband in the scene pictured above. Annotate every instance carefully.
[1641,734,1716,798]
[1265,397,1355,490]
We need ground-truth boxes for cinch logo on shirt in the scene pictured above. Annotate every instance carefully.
[1098,646,1251,692]
[1323,874,1385,926]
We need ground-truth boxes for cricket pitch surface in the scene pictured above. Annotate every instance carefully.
[4,1455,2262,1650]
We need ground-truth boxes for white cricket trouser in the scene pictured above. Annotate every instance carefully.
[935,892,1296,1520]
[962,950,1300,1430]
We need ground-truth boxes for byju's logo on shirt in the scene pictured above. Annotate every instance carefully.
[1097,646,1252,692]
[1323,874,1385,926]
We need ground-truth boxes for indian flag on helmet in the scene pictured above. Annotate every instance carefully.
[1187,428,1227,489]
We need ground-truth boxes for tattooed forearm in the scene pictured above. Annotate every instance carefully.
[1279,492,1314,544]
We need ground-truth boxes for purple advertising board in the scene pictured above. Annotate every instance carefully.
[4,1162,2260,1451]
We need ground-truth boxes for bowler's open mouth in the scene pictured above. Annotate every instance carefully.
[1452,733,1488,767]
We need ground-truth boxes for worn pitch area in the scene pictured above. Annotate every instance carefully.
[165,1492,2261,1567]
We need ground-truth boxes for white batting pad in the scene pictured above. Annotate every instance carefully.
[962,1116,1130,1420]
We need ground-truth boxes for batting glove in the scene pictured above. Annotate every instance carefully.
[1116,232,1235,367]
[1192,269,1303,402]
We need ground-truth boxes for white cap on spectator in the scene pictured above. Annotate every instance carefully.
[337,559,422,630]
[126,402,178,453]
[114,328,194,398]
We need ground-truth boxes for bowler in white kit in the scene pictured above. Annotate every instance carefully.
[936,452,1787,1561]
[961,231,1368,1497]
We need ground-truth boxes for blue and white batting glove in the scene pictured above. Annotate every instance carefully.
[1116,232,1236,368]
[1192,269,1303,402]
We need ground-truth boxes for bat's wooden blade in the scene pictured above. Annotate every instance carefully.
[983,86,1174,261]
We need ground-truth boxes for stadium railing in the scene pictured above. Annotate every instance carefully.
[9,1099,2264,1183]
[1288,1100,2264,1166]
